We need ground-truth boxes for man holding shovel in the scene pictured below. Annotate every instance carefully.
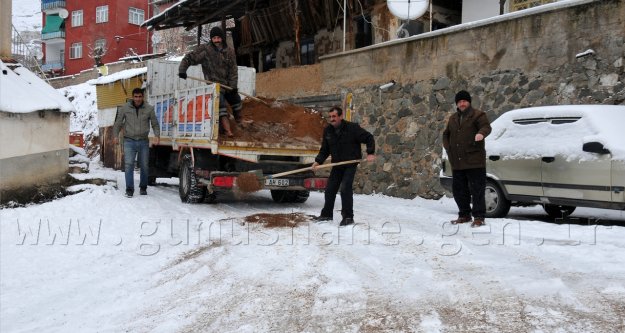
[178,26,241,137]
[312,106,375,226]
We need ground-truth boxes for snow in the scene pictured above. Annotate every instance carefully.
[487,105,625,161]
[143,0,192,29]
[1,164,624,331]
[58,82,98,135]
[576,49,595,58]
[87,67,147,85]
[4,0,625,330]
[11,0,41,32]
[0,61,74,113]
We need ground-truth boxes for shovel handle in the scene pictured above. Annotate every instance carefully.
[187,76,271,107]
[270,159,362,179]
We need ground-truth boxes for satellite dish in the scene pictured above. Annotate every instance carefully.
[387,0,429,20]
[58,9,69,19]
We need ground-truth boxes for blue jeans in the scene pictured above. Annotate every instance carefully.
[123,138,149,191]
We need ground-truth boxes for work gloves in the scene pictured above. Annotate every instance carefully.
[178,72,187,79]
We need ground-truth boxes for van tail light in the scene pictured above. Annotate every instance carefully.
[212,176,235,188]
[304,178,328,189]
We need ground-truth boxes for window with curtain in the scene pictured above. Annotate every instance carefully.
[96,5,108,23]
[71,10,83,27]
[70,42,82,59]
[129,7,145,25]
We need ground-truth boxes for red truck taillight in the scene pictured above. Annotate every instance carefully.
[213,176,236,188]
[304,178,327,189]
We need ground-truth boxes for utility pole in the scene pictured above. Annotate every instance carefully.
[0,0,12,59]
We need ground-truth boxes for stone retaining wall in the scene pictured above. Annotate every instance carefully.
[319,0,625,199]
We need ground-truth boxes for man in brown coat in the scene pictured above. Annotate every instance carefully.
[178,26,241,137]
[443,90,492,227]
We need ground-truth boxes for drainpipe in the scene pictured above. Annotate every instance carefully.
[342,0,346,52]
[0,0,12,59]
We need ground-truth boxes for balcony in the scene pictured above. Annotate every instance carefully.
[42,0,66,11]
[42,14,65,42]
[42,62,64,72]
[42,30,65,41]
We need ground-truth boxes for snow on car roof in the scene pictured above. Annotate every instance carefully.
[487,105,625,161]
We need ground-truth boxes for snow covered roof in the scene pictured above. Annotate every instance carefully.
[487,105,625,161]
[0,60,74,114]
[88,67,147,85]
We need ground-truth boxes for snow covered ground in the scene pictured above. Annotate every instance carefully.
[1,164,624,332]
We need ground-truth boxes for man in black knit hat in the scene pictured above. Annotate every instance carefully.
[178,26,241,137]
[443,90,491,227]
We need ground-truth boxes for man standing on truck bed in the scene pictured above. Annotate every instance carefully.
[113,88,160,197]
[178,26,241,138]
[312,106,375,226]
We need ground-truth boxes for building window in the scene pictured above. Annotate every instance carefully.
[96,5,109,23]
[510,0,556,12]
[71,10,83,27]
[129,7,145,25]
[70,42,82,59]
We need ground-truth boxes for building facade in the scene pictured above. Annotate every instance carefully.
[41,0,152,76]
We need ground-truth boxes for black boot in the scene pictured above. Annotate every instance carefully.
[339,218,354,226]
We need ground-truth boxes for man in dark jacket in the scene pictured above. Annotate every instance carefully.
[178,26,241,137]
[313,106,375,226]
[443,90,492,227]
[113,88,160,197]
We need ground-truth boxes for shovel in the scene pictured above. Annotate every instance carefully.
[237,159,363,193]
[187,76,272,107]
[268,159,363,179]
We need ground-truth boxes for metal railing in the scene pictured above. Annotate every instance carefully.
[11,24,48,81]
[42,30,66,40]
[41,62,64,71]
[41,0,66,11]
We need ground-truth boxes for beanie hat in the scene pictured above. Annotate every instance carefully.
[210,27,225,40]
[455,90,472,104]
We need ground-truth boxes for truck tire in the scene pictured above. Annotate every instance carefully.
[543,204,576,219]
[484,179,511,218]
[179,154,206,203]
[270,190,309,203]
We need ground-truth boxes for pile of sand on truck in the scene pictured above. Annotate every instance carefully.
[219,97,326,145]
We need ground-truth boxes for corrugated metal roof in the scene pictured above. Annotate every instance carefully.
[144,0,248,31]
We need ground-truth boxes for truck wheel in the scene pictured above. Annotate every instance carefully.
[270,190,309,203]
[291,190,309,203]
[179,154,206,203]
[543,204,576,219]
[485,179,511,218]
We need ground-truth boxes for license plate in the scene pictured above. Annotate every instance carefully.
[265,178,289,186]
